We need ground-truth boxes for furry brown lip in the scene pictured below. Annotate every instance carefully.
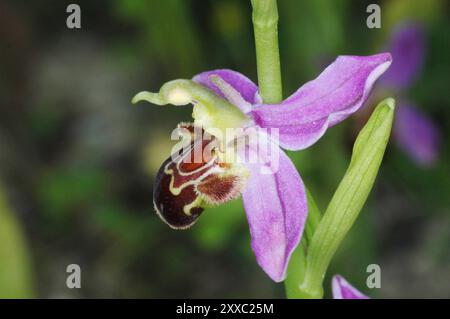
[153,124,246,229]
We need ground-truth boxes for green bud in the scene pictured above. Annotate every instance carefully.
[299,98,395,298]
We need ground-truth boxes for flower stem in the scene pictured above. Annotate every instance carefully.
[251,0,283,103]
[285,189,323,299]
[251,0,322,298]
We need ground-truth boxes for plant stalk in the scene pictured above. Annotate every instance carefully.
[251,0,283,103]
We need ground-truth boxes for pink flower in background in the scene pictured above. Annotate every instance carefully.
[332,275,369,299]
[394,103,440,165]
[380,22,440,167]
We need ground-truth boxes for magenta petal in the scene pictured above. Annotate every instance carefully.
[193,69,261,111]
[250,53,392,150]
[240,139,307,282]
[394,102,440,167]
[332,275,369,299]
[382,22,426,90]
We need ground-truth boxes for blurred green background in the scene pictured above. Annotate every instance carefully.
[0,0,448,298]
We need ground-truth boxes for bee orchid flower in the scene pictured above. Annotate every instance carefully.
[133,53,392,282]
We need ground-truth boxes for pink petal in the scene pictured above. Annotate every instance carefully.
[239,134,307,282]
[251,53,392,150]
[394,101,440,167]
[382,22,426,90]
[193,69,261,112]
[332,275,369,299]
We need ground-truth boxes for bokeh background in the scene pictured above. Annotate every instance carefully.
[0,0,449,298]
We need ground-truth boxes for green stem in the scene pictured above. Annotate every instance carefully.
[251,0,283,103]
[304,189,322,241]
[285,189,323,299]
[284,240,308,298]
[251,0,322,298]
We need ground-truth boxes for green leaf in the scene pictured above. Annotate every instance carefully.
[0,185,35,298]
[299,98,395,298]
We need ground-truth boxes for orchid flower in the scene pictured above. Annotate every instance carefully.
[132,53,392,282]
[332,275,369,299]
[379,22,440,167]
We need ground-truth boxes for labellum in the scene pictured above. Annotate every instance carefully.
[153,124,247,229]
